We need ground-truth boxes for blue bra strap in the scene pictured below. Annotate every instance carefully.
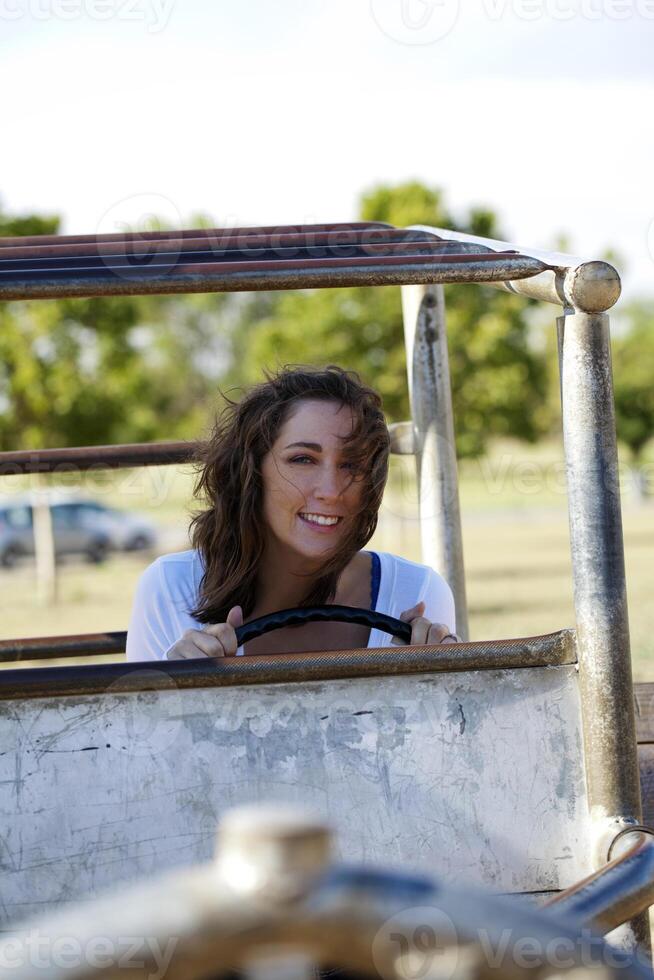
[370,551,381,611]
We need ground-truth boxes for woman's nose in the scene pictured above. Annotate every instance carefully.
[314,466,343,500]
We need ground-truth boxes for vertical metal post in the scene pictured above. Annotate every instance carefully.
[401,284,469,640]
[559,311,648,952]
[32,484,57,606]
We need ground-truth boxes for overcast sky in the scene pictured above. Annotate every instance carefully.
[2,0,653,301]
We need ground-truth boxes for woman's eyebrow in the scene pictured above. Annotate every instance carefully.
[285,441,322,451]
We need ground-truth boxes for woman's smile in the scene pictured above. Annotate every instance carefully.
[298,511,343,531]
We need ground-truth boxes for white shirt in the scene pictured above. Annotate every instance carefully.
[125,549,456,662]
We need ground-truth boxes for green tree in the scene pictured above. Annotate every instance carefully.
[0,190,554,458]
[236,181,550,457]
[0,203,230,450]
[613,301,654,495]
[0,199,59,238]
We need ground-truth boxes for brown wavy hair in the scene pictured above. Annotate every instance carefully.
[189,365,390,624]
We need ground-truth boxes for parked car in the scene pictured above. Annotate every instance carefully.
[71,500,157,552]
[0,495,157,568]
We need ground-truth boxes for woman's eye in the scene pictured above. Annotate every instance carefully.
[287,456,360,473]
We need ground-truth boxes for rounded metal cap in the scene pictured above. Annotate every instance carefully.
[564,260,621,314]
[215,804,331,902]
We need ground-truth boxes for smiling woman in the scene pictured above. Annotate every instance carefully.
[125,366,457,661]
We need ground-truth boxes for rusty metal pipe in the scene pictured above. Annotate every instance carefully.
[0,253,546,302]
[0,630,576,698]
[412,225,621,313]
[0,440,197,474]
[0,242,520,279]
[544,830,654,933]
[0,631,126,662]
[558,311,647,952]
[0,230,452,263]
[559,313,641,827]
[0,221,392,248]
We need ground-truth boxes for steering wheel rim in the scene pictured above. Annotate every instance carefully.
[235,604,412,646]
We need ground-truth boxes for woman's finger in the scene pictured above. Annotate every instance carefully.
[203,621,238,657]
[426,622,458,644]
[227,605,243,629]
[392,614,459,648]
[409,616,432,646]
[392,602,427,644]
[399,601,425,623]
[223,605,244,654]
[166,629,224,659]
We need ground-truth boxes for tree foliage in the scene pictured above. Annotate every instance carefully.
[613,301,654,461]
[0,184,565,458]
[0,202,229,450]
[235,181,551,457]
[0,201,59,239]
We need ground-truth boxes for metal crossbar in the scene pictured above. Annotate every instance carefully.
[0,220,390,248]
[0,631,575,696]
[0,221,546,301]
[0,440,196,474]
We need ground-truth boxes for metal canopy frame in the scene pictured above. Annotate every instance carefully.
[0,221,646,944]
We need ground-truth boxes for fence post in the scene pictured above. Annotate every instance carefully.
[33,483,57,606]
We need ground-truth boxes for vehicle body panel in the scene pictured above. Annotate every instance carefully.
[0,663,590,927]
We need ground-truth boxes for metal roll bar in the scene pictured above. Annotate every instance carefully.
[0,219,646,951]
[0,221,548,300]
[0,630,575,699]
[0,440,196,474]
[546,829,654,934]
[411,225,621,313]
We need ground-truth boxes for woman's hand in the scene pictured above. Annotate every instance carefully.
[393,601,459,646]
[165,606,244,659]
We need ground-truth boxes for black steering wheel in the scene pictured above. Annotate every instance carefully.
[234,604,412,647]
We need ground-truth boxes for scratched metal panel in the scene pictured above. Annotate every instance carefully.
[0,665,590,927]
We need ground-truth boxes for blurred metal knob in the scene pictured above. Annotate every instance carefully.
[214,804,332,902]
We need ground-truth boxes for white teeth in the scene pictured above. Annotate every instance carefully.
[300,513,340,526]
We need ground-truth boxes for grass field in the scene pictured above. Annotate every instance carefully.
[2,439,653,678]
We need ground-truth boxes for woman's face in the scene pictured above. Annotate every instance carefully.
[260,398,364,563]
